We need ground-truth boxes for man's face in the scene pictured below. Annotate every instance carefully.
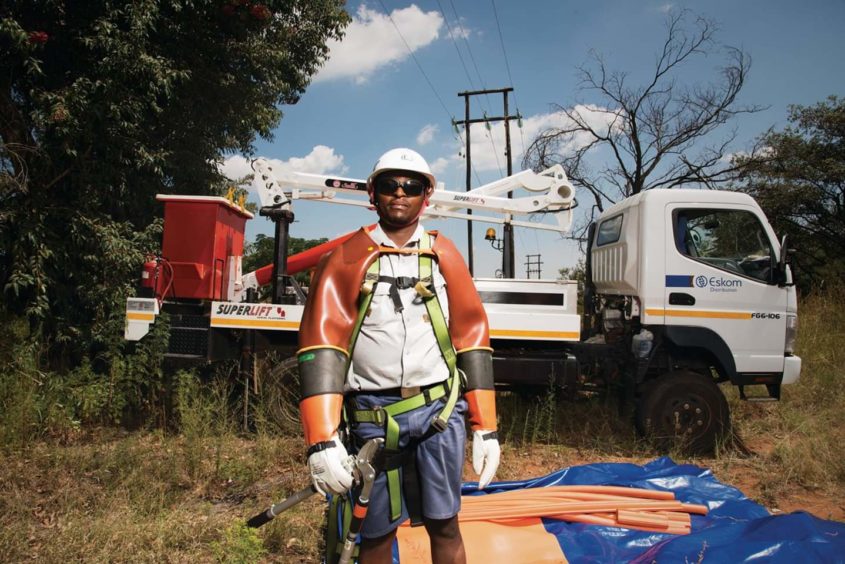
[372,173,430,228]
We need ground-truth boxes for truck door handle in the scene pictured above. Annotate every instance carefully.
[669,293,696,306]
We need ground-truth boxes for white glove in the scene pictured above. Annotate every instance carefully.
[472,429,501,490]
[307,434,355,496]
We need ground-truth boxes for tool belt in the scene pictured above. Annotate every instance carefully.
[347,367,462,524]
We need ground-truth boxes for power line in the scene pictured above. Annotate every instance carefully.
[490,0,514,89]
[434,0,476,91]
[445,1,503,175]
[376,0,453,124]
[448,0,493,114]
[485,121,504,177]
[489,0,526,160]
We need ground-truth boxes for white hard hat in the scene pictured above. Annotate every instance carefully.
[367,148,435,189]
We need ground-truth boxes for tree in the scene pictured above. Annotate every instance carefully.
[0,1,349,366]
[736,96,845,289]
[523,10,763,230]
[242,233,328,286]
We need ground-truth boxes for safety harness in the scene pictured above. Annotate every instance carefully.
[346,232,461,523]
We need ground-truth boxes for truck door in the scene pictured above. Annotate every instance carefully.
[664,204,787,375]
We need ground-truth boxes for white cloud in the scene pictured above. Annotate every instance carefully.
[658,3,675,13]
[450,19,472,40]
[220,146,348,193]
[721,145,774,164]
[315,4,443,84]
[428,156,451,175]
[219,155,254,183]
[416,123,439,145]
[451,104,620,174]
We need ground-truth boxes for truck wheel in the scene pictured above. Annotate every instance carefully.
[635,371,730,454]
[256,355,301,434]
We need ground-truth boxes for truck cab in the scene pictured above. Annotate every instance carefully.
[589,189,801,450]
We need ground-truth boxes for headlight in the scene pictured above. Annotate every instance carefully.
[785,314,798,355]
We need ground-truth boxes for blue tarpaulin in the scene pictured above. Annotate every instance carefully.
[394,457,845,562]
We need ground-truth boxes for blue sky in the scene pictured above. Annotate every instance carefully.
[221,0,845,278]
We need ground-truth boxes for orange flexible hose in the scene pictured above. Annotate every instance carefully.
[453,485,706,535]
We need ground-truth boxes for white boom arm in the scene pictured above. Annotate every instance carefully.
[251,160,576,233]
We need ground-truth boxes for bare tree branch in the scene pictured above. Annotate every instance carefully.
[523,9,766,224]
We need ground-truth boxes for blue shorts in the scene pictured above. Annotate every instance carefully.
[349,393,467,538]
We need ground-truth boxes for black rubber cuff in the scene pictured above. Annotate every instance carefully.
[299,348,346,398]
[458,349,494,390]
[306,440,337,459]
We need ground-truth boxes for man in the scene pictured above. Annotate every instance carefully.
[297,148,501,563]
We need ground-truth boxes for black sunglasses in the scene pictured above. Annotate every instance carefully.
[374,177,428,197]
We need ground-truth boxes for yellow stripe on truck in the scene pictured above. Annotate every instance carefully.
[211,317,300,330]
[645,308,752,320]
[490,329,580,340]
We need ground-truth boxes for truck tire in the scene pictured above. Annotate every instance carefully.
[256,355,301,434]
[635,370,730,454]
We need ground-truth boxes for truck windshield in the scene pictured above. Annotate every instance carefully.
[675,209,775,283]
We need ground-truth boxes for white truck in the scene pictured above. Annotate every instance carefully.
[126,160,800,452]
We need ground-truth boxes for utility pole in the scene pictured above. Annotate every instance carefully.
[455,87,519,278]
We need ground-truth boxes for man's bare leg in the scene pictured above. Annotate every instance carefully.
[358,529,397,564]
[424,515,466,564]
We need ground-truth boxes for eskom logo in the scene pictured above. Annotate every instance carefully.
[696,276,743,292]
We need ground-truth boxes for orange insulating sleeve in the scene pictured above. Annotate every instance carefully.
[465,389,497,431]
[459,486,675,504]
[252,224,377,286]
[657,511,692,525]
[299,393,343,445]
[453,485,704,535]
[537,485,675,500]
[458,500,686,520]
[616,510,671,529]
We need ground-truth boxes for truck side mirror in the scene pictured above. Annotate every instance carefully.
[776,234,793,287]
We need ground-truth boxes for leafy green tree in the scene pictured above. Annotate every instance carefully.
[736,96,845,289]
[242,233,328,285]
[0,1,349,367]
[558,259,585,310]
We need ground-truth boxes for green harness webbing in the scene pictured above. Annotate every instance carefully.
[348,232,461,522]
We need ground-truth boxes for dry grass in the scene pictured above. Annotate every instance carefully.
[0,429,322,563]
[2,287,844,562]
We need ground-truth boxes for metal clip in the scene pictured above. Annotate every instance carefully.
[415,276,434,299]
[371,405,386,426]
[430,416,448,433]
[361,272,378,296]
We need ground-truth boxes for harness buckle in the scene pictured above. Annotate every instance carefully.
[371,405,386,425]
[430,416,449,433]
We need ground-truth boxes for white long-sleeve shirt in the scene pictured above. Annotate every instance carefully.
[347,223,451,391]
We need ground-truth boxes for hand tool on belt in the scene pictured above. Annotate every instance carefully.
[337,438,382,564]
